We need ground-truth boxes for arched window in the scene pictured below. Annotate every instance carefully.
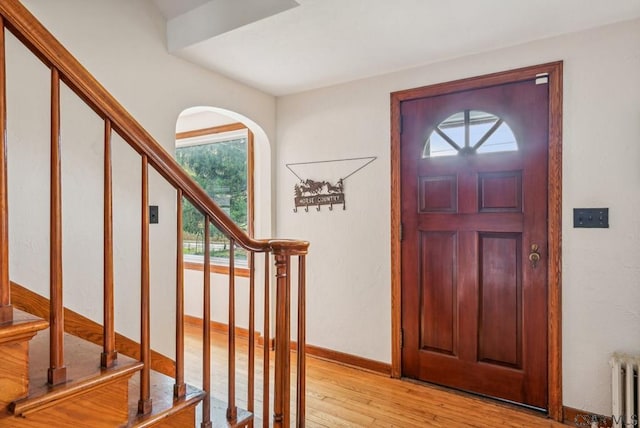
[423,110,517,158]
[176,116,254,275]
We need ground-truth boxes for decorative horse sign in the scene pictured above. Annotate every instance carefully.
[286,156,376,213]
[294,179,345,212]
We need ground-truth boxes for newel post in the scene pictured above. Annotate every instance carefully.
[271,240,309,428]
[273,251,291,428]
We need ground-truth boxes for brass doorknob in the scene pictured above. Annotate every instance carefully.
[529,244,540,268]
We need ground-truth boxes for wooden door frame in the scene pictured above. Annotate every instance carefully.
[390,62,563,421]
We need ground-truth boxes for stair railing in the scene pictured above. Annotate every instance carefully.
[0,1,308,426]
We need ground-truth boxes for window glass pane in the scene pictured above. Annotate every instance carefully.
[423,112,463,158]
[437,111,465,144]
[469,110,499,146]
[476,122,518,154]
[177,136,248,266]
[424,132,458,157]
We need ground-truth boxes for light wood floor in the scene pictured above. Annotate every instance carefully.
[184,323,566,427]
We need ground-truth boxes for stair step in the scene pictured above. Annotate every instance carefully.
[127,370,254,427]
[10,360,143,416]
[12,329,142,413]
[128,370,206,427]
[0,309,48,409]
[5,329,141,426]
[0,309,48,343]
[209,397,254,428]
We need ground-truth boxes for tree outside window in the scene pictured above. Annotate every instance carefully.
[176,132,249,265]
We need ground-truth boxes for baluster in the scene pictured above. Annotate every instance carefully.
[248,251,255,427]
[48,67,66,385]
[101,119,116,368]
[247,128,256,427]
[0,16,10,324]
[296,255,306,427]
[273,252,291,427]
[227,240,237,421]
[202,217,212,428]
[138,155,152,415]
[174,189,186,398]
[262,252,270,428]
[284,255,292,426]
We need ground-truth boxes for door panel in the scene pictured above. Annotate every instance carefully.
[419,176,457,213]
[478,232,521,369]
[419,231,457,355]
[478,171,522,212]
[400,78,549,409]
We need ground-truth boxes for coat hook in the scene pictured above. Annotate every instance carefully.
[316,204,321,212]
[304,205,309,212]
[329,203,333,211]
[293,207,298,213]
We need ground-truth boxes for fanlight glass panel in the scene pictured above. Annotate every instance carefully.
[425,131,459,157]
[437,111,465,145]
[423,110,518,158]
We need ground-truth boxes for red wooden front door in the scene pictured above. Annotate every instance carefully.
[400,77,549,409]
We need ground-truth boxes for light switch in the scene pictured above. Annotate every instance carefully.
[573,208,608,228]
[149,205,159,224]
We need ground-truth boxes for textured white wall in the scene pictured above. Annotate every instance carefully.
[8,0,276,358]
[276,19,640,414]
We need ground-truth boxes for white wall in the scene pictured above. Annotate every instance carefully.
[8,0,276,358]
[276,19,640,414]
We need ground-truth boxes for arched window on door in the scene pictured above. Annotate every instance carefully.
[423,110,518,158]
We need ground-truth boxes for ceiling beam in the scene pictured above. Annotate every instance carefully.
[167,0,299,52]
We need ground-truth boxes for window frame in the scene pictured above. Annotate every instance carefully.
[176,122,254,276]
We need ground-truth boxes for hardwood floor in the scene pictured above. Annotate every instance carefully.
[184,322,565,427]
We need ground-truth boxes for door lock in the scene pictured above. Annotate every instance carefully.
[528,244,540,268]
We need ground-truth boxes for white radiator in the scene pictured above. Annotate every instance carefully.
[611,353,639,428]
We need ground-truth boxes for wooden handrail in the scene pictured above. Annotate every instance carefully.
[0,0,308,256]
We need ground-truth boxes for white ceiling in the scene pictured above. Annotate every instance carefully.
[153,0,640,96]
[152,0,211,19]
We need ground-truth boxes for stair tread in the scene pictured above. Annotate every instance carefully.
[11,328,142,415]
[128,370,254,427]
[209,397,254,428]
[128,370,206,427]
[0,309,48,343]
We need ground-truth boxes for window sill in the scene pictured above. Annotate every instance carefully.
[183,260,250,278]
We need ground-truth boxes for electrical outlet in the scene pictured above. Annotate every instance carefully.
[149,205,159,224]
[573,208,608,228]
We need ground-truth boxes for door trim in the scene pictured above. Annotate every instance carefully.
[390,62,563,421]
